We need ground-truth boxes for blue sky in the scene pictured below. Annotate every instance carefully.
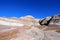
[0,0,60,18]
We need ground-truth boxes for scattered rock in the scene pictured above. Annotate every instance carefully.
[49,14,60,26]
[39,14,60,26]
[39,16,53,26]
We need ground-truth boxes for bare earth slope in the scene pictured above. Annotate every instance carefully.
[0,15,60,40]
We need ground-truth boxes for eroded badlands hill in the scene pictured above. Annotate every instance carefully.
[0,15,60,40]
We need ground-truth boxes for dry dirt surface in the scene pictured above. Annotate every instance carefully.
[0,15,60,40]
[0,25,60,40]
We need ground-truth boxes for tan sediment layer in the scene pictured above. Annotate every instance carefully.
[38,25,60,33]
[0,28,19,40]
